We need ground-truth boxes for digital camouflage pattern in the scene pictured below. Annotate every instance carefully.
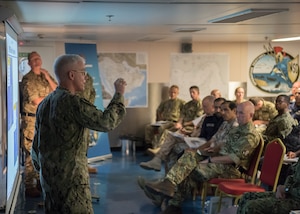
[31,87,126,213]
[164,118,239,173]
[156,98,185,122]
[165,122,260,207]
[237,160,300,214]
[20,70,57,189]
[145,98,185,148]
[76,73,96,146]
[253,100,277,122]
[179,99,203,133]
[263,111,298,142]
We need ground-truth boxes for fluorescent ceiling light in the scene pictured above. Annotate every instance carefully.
[174,28,206,33]
[272,36,300,42]
[209,8,289,23]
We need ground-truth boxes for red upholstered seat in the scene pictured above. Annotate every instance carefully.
[208,178,246,185]
[218,182,265,195]
[200,135,264,211]
[217,138,286,212]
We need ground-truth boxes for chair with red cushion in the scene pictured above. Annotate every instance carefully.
[217,138,286,212]
[200,134,264,211]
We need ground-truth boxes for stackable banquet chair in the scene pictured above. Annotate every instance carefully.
[217,138,286,212]
[200,134,264,211]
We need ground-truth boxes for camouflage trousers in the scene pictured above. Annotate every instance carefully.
[156,130,187,160]
[44,183,93,214]
[144,122,177,148]
[166,150,241,207]
[237,191,300,214]
[164,142,189,173]
[21,116,39,189]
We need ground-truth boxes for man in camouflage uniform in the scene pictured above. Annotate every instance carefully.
[145,85,203,155]
[31,54,126,213]
[144,101,260,214]
[249,97,277,126]
[237,159,300,214]
[20,51,57,197]
[144,85,185,149]
[138,100,239,206]
[139,96,221,171]
[263,95,298,144]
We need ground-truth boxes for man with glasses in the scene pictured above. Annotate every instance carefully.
[20,51,57,197]
[31,54,126,213]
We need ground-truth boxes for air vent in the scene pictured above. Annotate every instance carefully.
[138,36,164,42]
[209,8,289,23]
[174,28,206,33]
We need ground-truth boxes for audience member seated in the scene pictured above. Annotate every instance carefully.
[233,87,247,104]
[144,85,185,149]
[290,87,300,122]
[210,89,222,98]
[289,81,300,104]
[146,86,203,156]
[139,96,224,172]
[249,97,277,133]
[237,158,300,214]
[262,95,298,144]
[141,101,260,214]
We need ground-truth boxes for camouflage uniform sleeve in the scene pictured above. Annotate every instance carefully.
[221,124,260,168]
[228,133,258,166]
[267,103,278,120]
[156,101,165,120]
[277,116,297,139]
[75,92,126,132]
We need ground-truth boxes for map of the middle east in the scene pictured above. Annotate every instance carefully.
[98,52,148,108]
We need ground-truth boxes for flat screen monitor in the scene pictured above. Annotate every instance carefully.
[5,21,20,214]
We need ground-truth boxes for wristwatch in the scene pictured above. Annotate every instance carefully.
[285,187,290,194]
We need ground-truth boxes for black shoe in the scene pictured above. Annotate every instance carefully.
[162,205,182,214]
[145,179,176,197]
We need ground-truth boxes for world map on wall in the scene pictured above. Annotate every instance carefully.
[249,48,299,94]
[98,52,148,108]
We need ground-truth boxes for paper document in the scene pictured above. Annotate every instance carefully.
[169,131,184,139]
[184,137,207,149]
[151,121,168,127]
[284,154,299,163]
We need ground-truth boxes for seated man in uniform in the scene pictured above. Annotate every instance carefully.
[249,97,277,133]
[139,96,224,171]
[263,94,298,144]
[144,85,185,149]
[141,101,260,214]
[146,85,203,156]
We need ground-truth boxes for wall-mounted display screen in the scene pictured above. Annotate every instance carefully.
[5,21,20,214]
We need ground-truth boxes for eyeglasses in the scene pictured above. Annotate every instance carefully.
[71,69,87,76]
